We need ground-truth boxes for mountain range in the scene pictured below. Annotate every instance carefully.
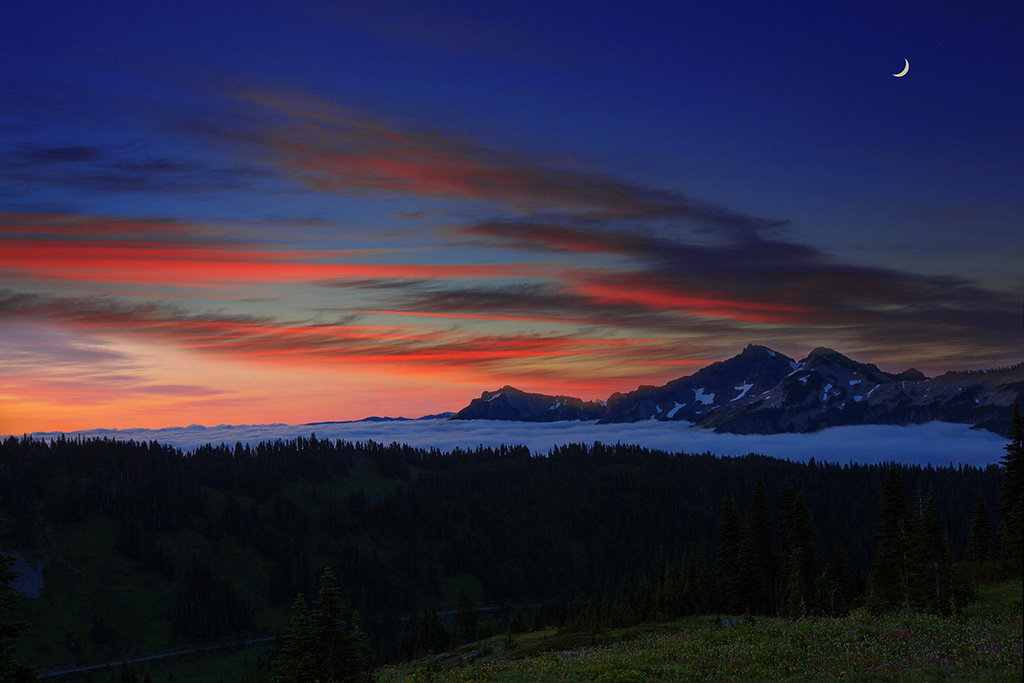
[453,345,1023,435]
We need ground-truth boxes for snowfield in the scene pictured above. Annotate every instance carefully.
[20,418,1007,467]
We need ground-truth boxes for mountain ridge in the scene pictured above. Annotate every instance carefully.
[453,346,1023,436]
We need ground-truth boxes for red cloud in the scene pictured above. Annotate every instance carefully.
[0,216,543,288]
[571,276,817,325]
[236,90,784,232]
[0,291,682,376]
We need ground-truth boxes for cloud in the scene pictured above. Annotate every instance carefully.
[0,213,539,290]
[0,320,232,411]
[457,220,1019,359]
[232,89,786,234]
[0,142,272,195]
[0,290,681,380]
[0,211,226,241]
[0,322,134,369]
[330,278,742,337]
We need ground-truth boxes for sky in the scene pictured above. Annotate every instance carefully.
[1,0,1022,434]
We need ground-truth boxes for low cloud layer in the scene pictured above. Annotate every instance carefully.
[22,418,1007,468]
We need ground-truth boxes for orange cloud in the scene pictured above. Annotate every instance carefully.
[0,291,680,373]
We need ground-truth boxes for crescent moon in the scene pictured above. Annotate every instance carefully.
[893,58,909,77]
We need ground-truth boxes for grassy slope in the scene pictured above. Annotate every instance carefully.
[377,581,1023,683]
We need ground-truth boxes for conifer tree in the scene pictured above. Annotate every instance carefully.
[742,476,776,614]
[680,553,697,615]
[416,607,448,655]
[314,567,352,682]
[779,485,816,616]
[870,466,911,612]
[910,489,953,614]
[453,588,478,645]
[693,544,717,615]
[965,492,990,562]
[998,399,1023,562]
[825,539,848,616]
[661,558,683,616]
[349,611,375,682]
[715,498,741,613]
[736,518,757,614]
[271,594,316,683]
[635,574,655,623]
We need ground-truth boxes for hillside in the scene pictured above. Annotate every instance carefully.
[377,581,1023,683]
[2,434,1009,674]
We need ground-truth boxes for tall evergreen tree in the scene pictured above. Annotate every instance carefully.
[999,399,1023,562]
[870,466,911,612]
[965,492,990,562]
[453,588,478,645]
[416,607,448,655]
[735,517,757,614]
[349,611,375,682]
[314,567,353,682]
[715,498,741,613]
[910,489,954,614]
[661,558,684,616]
[778,485,816,616]
[826,538,849,616]
[271,594,316,683]
[693,544,717,615]
[742,476,776,614]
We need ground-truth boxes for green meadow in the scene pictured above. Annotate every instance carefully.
[377,582,1022,683]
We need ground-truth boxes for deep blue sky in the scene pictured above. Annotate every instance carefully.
[1,0,1021,431]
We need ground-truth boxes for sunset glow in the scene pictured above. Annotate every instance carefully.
[1,1,1020,434]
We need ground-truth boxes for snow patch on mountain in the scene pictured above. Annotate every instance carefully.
[732,383,754,401]
[694,388,715,405]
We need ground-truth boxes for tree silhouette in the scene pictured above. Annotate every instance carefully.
[999,399,1023,563]
[715,498,741,613]
[870,467,910,612]
[453,588,478,645]
[910,489,953,614]
[965,492,990,562]
[271,595,316,683]
[779,485,816,616]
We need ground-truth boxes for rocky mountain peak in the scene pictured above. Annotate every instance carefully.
[454,347,1021,436]
[896,368,928,381]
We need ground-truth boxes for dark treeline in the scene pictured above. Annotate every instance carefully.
[0,431,1012,665]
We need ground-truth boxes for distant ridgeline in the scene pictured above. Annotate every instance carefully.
[2,430,1017,671]
[454,346,1023,436]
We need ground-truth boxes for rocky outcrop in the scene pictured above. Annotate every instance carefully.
[453,385,605,422]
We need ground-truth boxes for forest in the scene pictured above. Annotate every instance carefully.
[1,403,1021,678]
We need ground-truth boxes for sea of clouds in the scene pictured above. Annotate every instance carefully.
[23,418,1007,468]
